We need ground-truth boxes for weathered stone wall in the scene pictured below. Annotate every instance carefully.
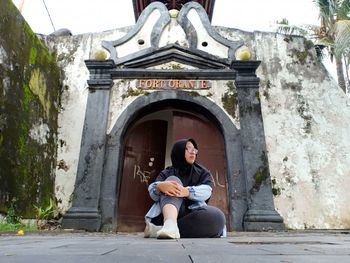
[256,32,350,229]
[218,26,350,228]
[46,23,350,229]
[43,27,133,214]
[0,0,61,217]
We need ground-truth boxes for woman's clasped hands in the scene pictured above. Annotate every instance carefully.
[156,181,189,198]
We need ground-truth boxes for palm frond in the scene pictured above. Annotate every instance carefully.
[337,0,350,19]
[334,20,350,58]
[314,0,337,28]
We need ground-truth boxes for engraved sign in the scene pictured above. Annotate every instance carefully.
[137,79,211,90]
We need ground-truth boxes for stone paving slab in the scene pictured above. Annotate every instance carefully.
[0,231,349,262]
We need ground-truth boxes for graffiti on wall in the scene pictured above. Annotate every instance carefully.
[210,170,226,188]
[132,157,226,189]
[133,165,154,186]
[133,157,156,186]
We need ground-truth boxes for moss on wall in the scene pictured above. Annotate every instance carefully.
[222,81,238,118]
[121,88,150,98]
[0,0,61,218]
[250,151,270,194]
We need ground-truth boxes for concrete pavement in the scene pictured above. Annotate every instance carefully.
[1,230,350,262]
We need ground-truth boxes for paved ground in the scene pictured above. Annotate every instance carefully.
[1,230,350,262]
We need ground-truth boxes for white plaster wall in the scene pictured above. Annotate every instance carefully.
[45,27,133,212]
[46,34,91,212]
[217,27,350,229]
[255,33,350,229]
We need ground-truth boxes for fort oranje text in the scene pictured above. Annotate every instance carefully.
[137,79,211,90]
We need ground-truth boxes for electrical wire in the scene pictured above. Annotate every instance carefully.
[42,0,56,32]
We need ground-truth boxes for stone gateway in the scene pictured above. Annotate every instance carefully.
[45,2,350,231]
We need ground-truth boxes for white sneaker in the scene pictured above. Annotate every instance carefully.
[144,222,162,238]
[156,224,180,239]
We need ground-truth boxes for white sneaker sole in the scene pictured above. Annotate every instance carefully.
[156,229,180,239]
[144,222,161,238]
[144,223,152,238]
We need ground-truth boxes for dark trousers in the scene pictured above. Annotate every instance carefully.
[151,176,225,238]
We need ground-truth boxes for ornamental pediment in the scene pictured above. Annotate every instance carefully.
[102,2,244,68]
[115,43,229,69]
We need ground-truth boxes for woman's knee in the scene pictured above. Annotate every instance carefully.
[165,175,182,185]
[199,206,225,237]
[178,205,225,238]
[205,206,225,226]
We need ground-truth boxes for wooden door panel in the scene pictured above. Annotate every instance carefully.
[117,120,167,232]
[172,112,230,230]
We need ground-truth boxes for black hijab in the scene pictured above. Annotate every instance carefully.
[169,138,212,188]
[170,138,198,171]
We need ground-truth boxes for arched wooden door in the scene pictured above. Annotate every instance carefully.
[172,111,230,230]
[117,120,168,232]
[117,111,230,232]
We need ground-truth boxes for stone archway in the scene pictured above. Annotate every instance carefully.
[100,90,247,231]
[116,108,232,232]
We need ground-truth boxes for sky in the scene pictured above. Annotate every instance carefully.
[13,0,336,78]
[11,0,320,35]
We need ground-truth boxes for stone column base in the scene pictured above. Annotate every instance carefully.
[62,208,101,232]
[243,209,284,231]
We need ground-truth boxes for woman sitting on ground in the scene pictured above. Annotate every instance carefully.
[144,138,225,239]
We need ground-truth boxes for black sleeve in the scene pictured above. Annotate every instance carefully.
[201,169,213,188]
[154,167,171,182]
[193,163,213,188]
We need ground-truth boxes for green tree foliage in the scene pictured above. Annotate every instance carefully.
[277,0,350,93]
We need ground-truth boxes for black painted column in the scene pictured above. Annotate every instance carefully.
[62,60,114,231]
[231,61,284,231]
